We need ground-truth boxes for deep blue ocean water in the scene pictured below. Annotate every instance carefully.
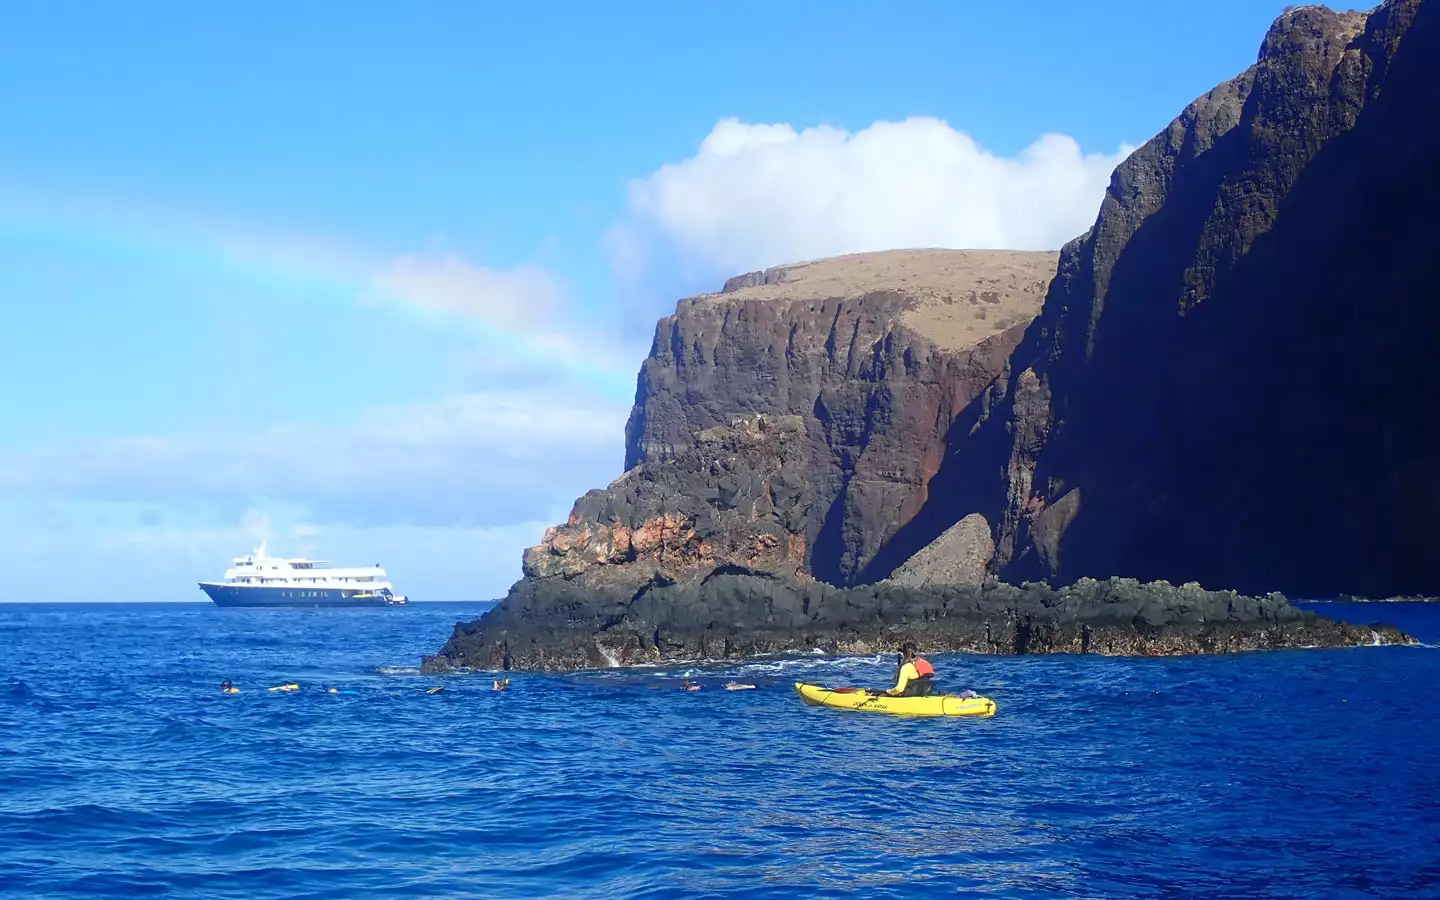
[2,601,1438,899]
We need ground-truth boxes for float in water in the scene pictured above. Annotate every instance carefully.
[794,682,996,718]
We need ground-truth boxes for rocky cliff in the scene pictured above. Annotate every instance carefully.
[901,0,1440,598]
[529,248,1056,588]
[425,0,1432,671]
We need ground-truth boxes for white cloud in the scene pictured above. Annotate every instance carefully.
[611,116,1135,283]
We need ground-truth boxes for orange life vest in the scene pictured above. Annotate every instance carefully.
[913,656,935,678]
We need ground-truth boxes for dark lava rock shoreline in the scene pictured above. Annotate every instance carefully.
[423,0,1434,674]
[421,573,1416,673]
[1334,594,1440,603]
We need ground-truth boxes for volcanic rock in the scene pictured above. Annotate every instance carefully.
[422,573,1414,672]
[885,513,995,588]
[901,0,1440,598]
[547,248,1055,587]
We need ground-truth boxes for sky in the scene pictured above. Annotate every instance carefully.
[0,0,1302,601]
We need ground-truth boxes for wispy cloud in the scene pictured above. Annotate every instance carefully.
[0,389,631,529]
[0,192,640,388]
[368,252,565,331]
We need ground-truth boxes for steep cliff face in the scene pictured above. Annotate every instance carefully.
[919,0,1440,597]
[492,249,1047,590]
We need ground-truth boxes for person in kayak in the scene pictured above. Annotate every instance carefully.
[884,644,936,697]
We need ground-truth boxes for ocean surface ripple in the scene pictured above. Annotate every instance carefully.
[2,601,1438,899]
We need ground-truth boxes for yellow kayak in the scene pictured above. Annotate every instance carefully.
[795,682,996,718]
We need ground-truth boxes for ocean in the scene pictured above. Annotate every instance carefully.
[2,601,1437,899]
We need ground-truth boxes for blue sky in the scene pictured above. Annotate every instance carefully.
[0,0,1298,600]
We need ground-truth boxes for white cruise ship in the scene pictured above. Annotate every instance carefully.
[198,541,409,608]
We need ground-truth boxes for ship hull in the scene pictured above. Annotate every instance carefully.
[199,584,405,608]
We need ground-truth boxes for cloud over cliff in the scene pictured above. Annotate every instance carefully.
[610,117,1134,283]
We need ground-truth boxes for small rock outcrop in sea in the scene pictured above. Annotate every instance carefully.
[422,574,1414,672]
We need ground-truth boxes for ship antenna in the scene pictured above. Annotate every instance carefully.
[257,537,268,561]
